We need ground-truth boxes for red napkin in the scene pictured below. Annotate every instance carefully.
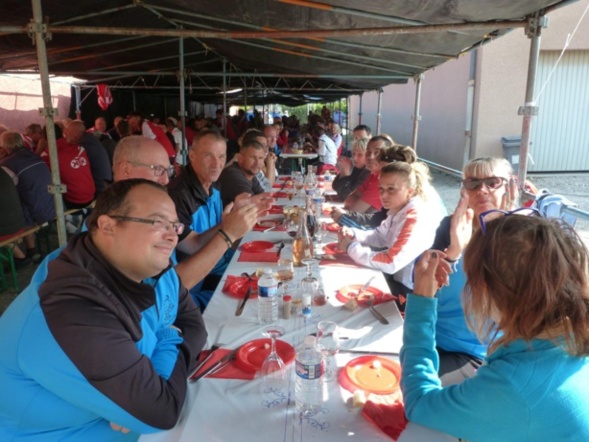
[190,349,255,381]
[268,205,284,214]
[253,221,286,232]
[238,251,279,263]
[362,399,408,441]
[222,275,258,295]
[272,191,288,198]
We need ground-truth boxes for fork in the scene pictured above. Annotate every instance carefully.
[187,343,223,379]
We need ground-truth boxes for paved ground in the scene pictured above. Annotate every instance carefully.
[1,169,588,316]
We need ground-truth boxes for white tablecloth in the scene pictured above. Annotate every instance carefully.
[140,199,457,442]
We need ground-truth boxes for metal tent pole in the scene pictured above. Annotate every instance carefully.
[375,88,383,134]
[517,13,546,188]
[411,74,424,151]
[178,27,187,164]
[30,0,67,246]
[358,93,363,125]
[222,58,227,138]
[74,84,82,120]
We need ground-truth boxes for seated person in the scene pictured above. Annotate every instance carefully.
[0,179,208,440]
[332,137,371,201]
[0,167,30,267]
[338,161,443,296]
[313,126,337,167]
[217,138,265,206]
[333,135,392,217]
[0,131,56,260]
[168,130,271,310]
[402,215,589,441]
[335,144,446,229]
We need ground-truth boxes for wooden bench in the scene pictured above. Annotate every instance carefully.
[0,225,40,292]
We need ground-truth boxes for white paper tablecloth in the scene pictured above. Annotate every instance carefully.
[140,198,457,442]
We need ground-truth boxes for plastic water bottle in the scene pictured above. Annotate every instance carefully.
[311,194,324,220]
[295,335,324,415]
[258,269,278,324]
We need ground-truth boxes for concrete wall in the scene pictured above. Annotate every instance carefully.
[349,0,589,170]
[0,74,72,132]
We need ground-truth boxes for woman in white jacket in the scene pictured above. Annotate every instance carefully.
[337,160,443,296]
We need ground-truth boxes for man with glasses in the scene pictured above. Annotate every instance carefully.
[0,179,207,439]
[113,136,261,299]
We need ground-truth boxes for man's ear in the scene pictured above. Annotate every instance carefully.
[96,214,116,235]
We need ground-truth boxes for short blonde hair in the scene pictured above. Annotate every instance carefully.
[351,137,369,153]
[463,157,513,180]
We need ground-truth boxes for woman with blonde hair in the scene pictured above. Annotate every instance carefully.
[332,137,371,200]
[338,160,443,295]
[401,214,589,441]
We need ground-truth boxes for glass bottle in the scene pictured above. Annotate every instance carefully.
[304,195,317,239]
[293,207,314,267]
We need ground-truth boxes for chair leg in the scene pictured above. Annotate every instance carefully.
[0,245,20,293]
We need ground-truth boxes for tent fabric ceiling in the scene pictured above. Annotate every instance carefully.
[0,0,572,105]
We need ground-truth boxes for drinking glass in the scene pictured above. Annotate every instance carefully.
[286,217,298,240]
[276,259,294,296]
[301,258,319,297]
[316,321,340,381]
[259,325,287,392]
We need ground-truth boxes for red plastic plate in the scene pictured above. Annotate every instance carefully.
[226,280,258,299]
[234,339,295,373]
[335,284,384,306]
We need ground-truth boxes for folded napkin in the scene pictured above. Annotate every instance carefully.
[190,349,255,381]
[238,251,279,263]
[222,274,258,295]
[272,191,288,198]
[268,205,285,214]
[272,182,287,188]
[253,221,286,232]
[362,398,408,441]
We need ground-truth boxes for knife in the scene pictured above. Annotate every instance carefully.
[190,347,240,383]
[357,275,375,297]
[235,286,252,316]
[186,345,220,380]
[367,299,390,325]
[275,241,285,258]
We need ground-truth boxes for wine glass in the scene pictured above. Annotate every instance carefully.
[259,325,287,392]
[286,216,298,240]
[301,258,319,296]
[316,321,341,381]
[276,259,294,296]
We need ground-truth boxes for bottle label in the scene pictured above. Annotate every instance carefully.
[258,285,278,298]
[296,360,324,380]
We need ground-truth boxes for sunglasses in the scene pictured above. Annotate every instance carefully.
[462,176,507,191]
[479,208,540,234]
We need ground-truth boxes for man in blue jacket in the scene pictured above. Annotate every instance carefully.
[0,179,208,440]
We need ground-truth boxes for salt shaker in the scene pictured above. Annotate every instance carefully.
[283,295,292,319]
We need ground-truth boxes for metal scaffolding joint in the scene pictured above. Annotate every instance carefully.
[27,20,52,43]
[518,103,539,116]
[47,184,66,195]
[38,106,58,117]
[525,14,548,38]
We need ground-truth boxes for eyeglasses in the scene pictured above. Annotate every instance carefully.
[479,208,540,234]
[109,215,185,235]
[128,161,175,178]
[462,176,507,191]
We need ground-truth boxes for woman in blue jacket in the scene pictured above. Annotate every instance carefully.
[401,213,589,441]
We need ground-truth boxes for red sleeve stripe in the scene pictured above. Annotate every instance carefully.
[372,210,417,264]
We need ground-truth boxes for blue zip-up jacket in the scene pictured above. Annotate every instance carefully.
[401,295,589,441]
[168,164,233,307]
[0,234,207,441]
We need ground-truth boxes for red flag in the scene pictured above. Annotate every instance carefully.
[96,84,113,111]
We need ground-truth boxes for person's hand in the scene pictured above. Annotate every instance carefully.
[447,194,474,259]
[338,235,353,252]
[337,156,352,176]
[339,226,355,240]
[331,207,345,222]
[265,151,277,167]
[413,250,447,298]
[109,422,130,434]
[221,202,260,240]
[500,177,519,211]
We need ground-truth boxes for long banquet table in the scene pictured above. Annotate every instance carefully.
[140,195,458,442]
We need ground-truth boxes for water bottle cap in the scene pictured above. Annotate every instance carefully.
[283,295,292,302]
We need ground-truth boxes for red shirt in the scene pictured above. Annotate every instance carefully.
[357,172,382,211]
[45,139,95,204]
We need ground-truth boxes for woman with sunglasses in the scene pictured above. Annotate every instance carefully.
[400,215,589,441]
[420,157,517,386]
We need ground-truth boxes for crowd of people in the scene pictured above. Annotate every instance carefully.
[0,107,587,441]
